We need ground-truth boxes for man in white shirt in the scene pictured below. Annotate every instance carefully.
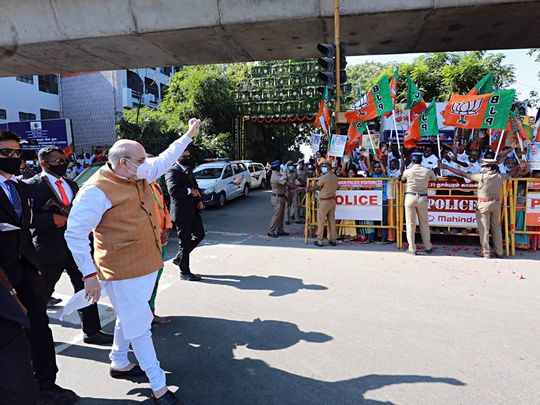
[464,149,482,175]
[65,119,200,404]
[421,145,439,171]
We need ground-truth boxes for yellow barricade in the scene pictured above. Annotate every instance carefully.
[304,177,403,248]
[507,177,540,256]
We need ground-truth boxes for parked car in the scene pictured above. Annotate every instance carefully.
[74,161,105,186]
[239,160,267,189]
[193,161,251,208]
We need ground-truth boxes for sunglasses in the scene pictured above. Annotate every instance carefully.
[46,158,68,165]
[0,148,22,158]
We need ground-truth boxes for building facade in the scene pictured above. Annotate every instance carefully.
[0,67,176,153]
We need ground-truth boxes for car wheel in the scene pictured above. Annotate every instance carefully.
[243,184,249,197]
[216,192,226,208]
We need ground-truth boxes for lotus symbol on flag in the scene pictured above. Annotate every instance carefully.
[353,94,369,114]
[451,99,483,125]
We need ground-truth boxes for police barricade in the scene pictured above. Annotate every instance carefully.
[397,178,514,253]
[507,178,540,255]
[304,177,403,248]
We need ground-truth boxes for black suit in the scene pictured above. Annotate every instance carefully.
[165,164,205,274]
[25,174,101,335]
[0,272,39,405]
[0,178,58,390]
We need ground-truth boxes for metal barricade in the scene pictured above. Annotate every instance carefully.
[507,178,540,256]
[304,177,402,248]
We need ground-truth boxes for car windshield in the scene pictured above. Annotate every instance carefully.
[194,167,222,179]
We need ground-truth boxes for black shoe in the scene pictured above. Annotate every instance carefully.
[493,253,505,259]
[424,248,433,255]
[313,241,323,247]
[40,384,79,405]
[47,297,62,308]
[83,330,114,345]
[285,221,290,225]
[110,365,146,379]
[295,220,304,224]
[329,241,337,246]
[181,273,202,281]
[267,232,279,238]
[153,390,179,405]
[172,258,180,266]
[277,231,289,236]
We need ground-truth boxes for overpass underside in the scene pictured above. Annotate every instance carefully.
[0,0,539,76]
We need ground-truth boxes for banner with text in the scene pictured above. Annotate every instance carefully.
[526,191,540,226]
[427,195,478,227]
[335,189,383,221]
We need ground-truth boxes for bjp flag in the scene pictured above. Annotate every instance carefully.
[404,100,438,149]
[345,122,367,154]
[313,100,331,133]
[441,89,515,130]
[468,72,493,95]
[345,75,393,123]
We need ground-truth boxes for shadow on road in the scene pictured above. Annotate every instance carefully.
[63,316,464,404]
[200,274,328,297]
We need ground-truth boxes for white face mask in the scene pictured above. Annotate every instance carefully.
[125,158,151,180]
[321,167,329,174]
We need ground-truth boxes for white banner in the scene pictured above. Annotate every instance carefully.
[310,133,322,154]
[527,142,540,171]
[334,190,383,221]
[427,196,478,227]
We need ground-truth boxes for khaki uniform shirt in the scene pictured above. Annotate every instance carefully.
[317,172,339,198]
[469,171,508,199]
[401,164,437,194]
[270,171,286,195]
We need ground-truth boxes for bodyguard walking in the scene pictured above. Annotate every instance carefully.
[307,159,338,247]
[401,152,436,255]
[268,160,288,238]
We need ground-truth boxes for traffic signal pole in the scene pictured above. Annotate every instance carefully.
[334,0,341,113]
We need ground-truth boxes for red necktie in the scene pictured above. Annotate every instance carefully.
[55,179,71,206]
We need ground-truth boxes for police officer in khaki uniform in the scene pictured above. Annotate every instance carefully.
[307,159,339,247]
[401,152,437,255]
[268,160,289,238]
[296,160,308,219]
[441,158,526,258]
[284,160,299,225]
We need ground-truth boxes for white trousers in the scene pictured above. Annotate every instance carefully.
[105,272,166,391]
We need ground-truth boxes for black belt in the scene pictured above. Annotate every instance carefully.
[272,193,285,197]
[405,192,427,197]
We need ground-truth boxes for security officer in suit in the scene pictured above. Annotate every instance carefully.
[25,146,112,345]
[401,152,437,255]
[441,158,526,258]
[0,131,78,404]
[268,160,289,238]
[165,148,205,281]
[0,266,39,405]
[307,159,338,247]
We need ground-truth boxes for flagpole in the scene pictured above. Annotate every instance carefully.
[391,110,401,150]
[488,129,491,147]
[516,133,525,162]
[494,130,505,158]
[436,132,442,162]
[366,124,376,155]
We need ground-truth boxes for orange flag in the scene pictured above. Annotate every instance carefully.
[345,122,367,154]
[313,100,331,133]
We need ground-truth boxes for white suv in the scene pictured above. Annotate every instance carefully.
[194,161,251,208]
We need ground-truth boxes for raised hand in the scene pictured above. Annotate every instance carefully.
[185,118,201,138]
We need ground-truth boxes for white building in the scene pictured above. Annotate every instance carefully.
[0,75,62,123]
[0,67,177,153]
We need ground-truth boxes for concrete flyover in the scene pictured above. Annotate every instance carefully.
[1,0,539,76]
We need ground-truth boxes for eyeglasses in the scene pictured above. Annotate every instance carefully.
[0,148,22,158]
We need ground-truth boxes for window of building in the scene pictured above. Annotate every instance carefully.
[19,112,36,121]
[38,75,59,94]
[40,109,60,120]
[16,76,34,84]
[127,70,143,99]
[160,67,172,76]
[0,109,6,120]
[144,78,159,99]
[160,84,169,99]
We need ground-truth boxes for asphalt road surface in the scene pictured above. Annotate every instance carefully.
[49,188,540,404]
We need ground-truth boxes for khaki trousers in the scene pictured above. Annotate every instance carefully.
[286,189,300,222]
[268,196,286,234]
[404,194,432,253]
[476,200,503,256]
[317,199,337,242]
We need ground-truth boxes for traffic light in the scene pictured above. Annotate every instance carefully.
[316,42,347,102]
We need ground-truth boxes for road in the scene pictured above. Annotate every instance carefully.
[50,188,540,404]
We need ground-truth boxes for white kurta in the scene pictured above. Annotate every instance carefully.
[65,134,192,339]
